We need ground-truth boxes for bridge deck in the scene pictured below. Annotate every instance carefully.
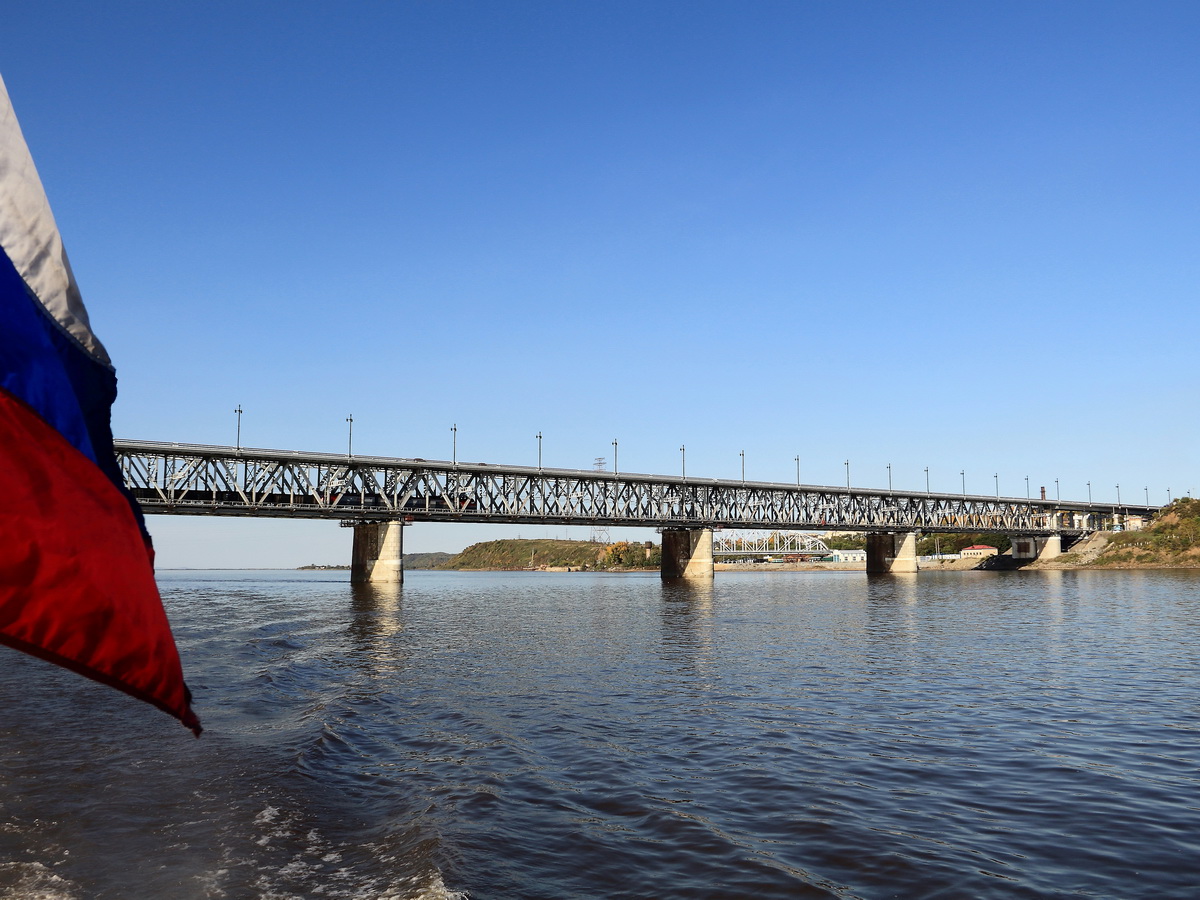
[115,440,1157,535]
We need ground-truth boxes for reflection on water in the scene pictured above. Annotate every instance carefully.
[1,568,1199,899]
[348,581,406,658]
[659,578,717,683]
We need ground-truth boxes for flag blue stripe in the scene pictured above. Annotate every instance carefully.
[0,244,144,539]
[0,244,102,464]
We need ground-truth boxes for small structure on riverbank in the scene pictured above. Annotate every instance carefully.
[825,549,866,563]
[961,545,999,559]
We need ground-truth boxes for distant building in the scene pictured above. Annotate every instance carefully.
[827,549,866,563]
[961,544,999,558]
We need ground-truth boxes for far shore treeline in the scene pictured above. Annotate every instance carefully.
[301,539,661,572]
[434,538,661,571]
[298,500,1200,572]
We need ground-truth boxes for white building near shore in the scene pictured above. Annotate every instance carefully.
[826,549,866,563]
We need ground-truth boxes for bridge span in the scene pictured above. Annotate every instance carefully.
[115,440,1158,582]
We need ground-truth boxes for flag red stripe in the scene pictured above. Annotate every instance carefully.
[0,387,200,734]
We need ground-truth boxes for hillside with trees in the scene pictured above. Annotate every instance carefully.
[404,552,454,569]
[1086,499,1200,567]
[437,538,660,571]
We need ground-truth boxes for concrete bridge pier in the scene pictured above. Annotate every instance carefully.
[1037,534,1063,562]
[865,531,920,574]
[1010,534,1062,563]
[661,528,715,579]
[351,520,404,584]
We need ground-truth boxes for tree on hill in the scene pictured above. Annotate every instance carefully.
[824,533,867,550]
[601,541,661,569]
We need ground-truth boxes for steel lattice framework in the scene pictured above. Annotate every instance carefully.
[114,440,1157,535]
[712,532,832,556]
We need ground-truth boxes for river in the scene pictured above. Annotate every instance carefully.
[2,568,1198,898]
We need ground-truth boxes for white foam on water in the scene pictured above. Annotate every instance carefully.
[253,805,281,825]
[198,802,467,900]
[0,861,79,900]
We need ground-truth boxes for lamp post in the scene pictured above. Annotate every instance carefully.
[887,463,893,492]
[960,469,966,497]
[1145,486,1149,505]
[680,445,686,481]
[1055,478,1060,502]
[994,473,999,498]
[1087,481,1092,502]
[346,414,353,459]
[740,450,745,484]
[795,455,801,486]
[1167,487,1172,504]
[612,439,618,477]
[451,423,457,467]
[536,432,542,471]
[1116,484,1122,507]
[844,460,851,491]
[1025,475,1030,500]
[234,404,242,452]
[925,466,930,494]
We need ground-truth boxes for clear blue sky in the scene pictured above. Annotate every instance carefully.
[6,1,1197,566]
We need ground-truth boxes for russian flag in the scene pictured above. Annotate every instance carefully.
[0,75,200,735]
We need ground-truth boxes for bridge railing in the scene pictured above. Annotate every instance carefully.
[114,440,1159,534]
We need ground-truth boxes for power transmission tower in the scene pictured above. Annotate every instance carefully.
[591,457,610,544]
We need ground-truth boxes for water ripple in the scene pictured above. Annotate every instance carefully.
[2,569,1199,898]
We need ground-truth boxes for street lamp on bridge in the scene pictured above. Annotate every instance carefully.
[451,424,457,467]
[924,466,930,495]
[1116,484,1122,508]
[844,460,850,491]
[234,405,242,453]
[346,414,353,459]
[536,432,542,471]
[887,463,892,492]
[1087,481,1092,502]
[994,473,999,498]
[795,455,800,486]
[960,470,966,497]
[1025,475,1030,499]
[613,440,618,477]
[680,445,686,481]
[1055,478,1060,502]
[740,450,745,485]
[1145,486,1149,505]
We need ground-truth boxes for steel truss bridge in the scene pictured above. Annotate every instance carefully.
[114,441,1156,535]
[713,532,832,557]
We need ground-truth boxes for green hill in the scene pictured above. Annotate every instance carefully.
[440,539,606,570]
[405,552,454,570]
[437,538,661,571]
[1089,498,1200,567]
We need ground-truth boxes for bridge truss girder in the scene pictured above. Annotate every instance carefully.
[712,531,832,557]
[114,441,1156,536]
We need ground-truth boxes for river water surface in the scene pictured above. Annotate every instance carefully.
[2,569,1198,898]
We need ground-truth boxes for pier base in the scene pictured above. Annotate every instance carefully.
[1011,534,1062,562]
[351,521,404,584]
[1035,534,1062,562]
[866,531,920,574]
[661,528,715,580]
